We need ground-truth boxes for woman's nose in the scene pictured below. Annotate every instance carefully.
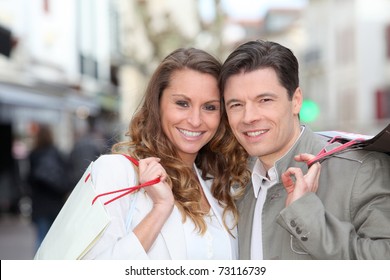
[188,109,202,127]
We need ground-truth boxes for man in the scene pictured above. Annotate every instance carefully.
[219,40,390,259]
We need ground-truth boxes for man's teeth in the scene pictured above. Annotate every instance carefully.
[179,129,202,137]
[246,130,266,137]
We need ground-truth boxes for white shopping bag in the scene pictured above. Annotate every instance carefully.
[34,163,110,260]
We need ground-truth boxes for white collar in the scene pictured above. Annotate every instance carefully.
[251,160,278,198]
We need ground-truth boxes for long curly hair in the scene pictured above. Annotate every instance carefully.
[113,48,250,234]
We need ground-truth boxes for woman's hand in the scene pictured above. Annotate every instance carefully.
[281,153,321,207]
[138,157,174,208]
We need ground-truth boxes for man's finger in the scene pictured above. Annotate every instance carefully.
[294,153,316,163]
[304,162,321,192]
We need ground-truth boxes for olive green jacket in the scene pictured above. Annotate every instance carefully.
[238,126,390,259]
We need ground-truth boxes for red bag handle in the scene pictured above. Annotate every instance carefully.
[307,137,365,167]
[91,155,161,205]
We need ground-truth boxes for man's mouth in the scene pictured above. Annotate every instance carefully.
[245,129,268,137]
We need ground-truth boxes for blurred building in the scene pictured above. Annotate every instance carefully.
[0,0,119,153]
[0,0,121,215]
[301,0,390,134]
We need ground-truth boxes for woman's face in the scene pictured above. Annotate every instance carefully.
[160,69,221,165]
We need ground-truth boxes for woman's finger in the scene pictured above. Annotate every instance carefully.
[139,158,169,184]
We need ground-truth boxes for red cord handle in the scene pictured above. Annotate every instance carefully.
[91,155,161,205]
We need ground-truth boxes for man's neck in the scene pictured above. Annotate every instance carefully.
[259,125,305,172]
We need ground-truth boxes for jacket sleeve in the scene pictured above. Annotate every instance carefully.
[81,154,150,260]
[276,152,390,259]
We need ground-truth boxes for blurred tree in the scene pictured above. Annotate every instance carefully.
[119,0,227,74]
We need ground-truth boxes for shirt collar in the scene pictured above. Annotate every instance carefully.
[251,159,278,198]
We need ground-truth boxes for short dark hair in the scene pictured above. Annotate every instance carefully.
[219,40,299,100]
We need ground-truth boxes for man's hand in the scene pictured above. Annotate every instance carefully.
[281,153,321,207]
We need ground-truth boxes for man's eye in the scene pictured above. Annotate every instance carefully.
[229,103,242,109]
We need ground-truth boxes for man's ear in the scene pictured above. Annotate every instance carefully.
[292,87,303,116]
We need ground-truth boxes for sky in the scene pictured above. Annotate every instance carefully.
[199,0,308,21]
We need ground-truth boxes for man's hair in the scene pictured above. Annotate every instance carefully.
[219,40,299,100]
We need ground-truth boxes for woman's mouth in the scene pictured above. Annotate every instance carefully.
[178,128,203,137]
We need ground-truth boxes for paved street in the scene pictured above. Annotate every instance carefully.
[0,214,36,260]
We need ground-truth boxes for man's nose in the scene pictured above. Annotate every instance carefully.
[242,103,259,124]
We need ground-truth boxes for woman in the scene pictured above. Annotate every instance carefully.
[83,48,249,259]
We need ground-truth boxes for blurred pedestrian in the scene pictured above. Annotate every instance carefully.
[67,116,106,188]
[27,123,69,249]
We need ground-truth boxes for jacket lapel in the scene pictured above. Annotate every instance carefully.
[237,180,256,259]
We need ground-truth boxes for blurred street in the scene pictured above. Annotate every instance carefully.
[0,213,36,260]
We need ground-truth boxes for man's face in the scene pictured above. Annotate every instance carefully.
[224,67,302,170]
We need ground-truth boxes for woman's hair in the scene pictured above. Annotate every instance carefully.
[113,48,250,234]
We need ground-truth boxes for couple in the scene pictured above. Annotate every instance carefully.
[38,40,390,260]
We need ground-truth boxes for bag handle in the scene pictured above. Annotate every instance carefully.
[307,137,365,167]
[91,155,161,205]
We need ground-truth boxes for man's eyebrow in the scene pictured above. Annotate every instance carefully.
[255,92,278,99]
[225,93,278,106]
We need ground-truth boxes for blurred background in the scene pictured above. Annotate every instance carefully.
[0,0,389,259]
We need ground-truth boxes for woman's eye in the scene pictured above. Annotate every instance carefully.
[176,101,189,107]
[204,104,218,111]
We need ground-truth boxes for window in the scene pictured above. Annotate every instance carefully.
[386,25,390,59]
[336,27,355,65]
[376,88,390,119]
